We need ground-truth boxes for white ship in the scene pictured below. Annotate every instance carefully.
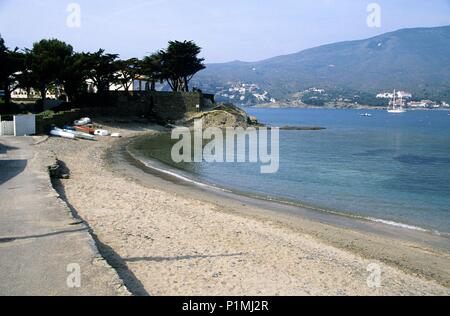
[388,90,406,114]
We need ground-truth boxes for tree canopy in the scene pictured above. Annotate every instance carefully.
[116,58,140,92]
[0,34,26,105]
[159,40,205,92]
[60,53,90,102]
[0,35,6,62]
[83,49,120,94]
[27,39,73,101]
[140,53,164,91]
[1,35,207,107]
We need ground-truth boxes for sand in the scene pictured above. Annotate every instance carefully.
[35,121,450,296]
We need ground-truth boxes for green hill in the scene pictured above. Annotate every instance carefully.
[194,26,450,103]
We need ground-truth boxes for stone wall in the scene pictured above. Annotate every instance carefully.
[78,91,213,122]
[36,109,83,134]
[34,91,215,134]
[36,91,214,134]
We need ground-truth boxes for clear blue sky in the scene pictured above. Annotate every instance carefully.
[1,0,449,63]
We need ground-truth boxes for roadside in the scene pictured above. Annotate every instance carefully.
[0,136,129,296]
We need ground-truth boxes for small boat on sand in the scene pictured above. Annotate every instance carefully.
[50,129,76,139]
[74,118,92,126]
[74,126,95,135]
[63,129,95,141]
[52,127,95,141]
[94,129,110,137]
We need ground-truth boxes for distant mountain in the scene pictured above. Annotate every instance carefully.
[194,26,450,104]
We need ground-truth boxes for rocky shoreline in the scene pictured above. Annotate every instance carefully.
[252,101,385,110]
[278,126,326,131]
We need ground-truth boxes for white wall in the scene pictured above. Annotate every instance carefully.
[0,120,15,136]
[13,115,36,136]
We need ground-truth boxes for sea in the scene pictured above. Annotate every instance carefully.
[130,108,450,235]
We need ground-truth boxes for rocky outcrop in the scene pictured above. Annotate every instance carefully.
[177,103,263,129]
[279,126,326,131]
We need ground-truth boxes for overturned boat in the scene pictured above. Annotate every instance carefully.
[50,129,76,139]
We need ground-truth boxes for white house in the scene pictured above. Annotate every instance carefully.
[310,87,325,93]
[85,74,150,93]
[11,88,57,100]
[397,91,412,99]
[377,91,412,99]
[408,100,435,108]
[408,101,428,108]
[8,71,58,100]
[377,92,393,99]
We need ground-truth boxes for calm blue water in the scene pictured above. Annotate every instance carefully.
[135,108,450,234]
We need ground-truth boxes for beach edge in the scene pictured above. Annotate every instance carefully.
[107,133,450,289]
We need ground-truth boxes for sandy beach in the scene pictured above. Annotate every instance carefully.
[34,121,450,296]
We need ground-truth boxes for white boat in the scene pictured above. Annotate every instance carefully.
[63,129,95,141]
[360,113,372,117]
[388,90,406,114]
[53,127,95,140]
[74,117,92,126]
[50,129,76,139]
[94,129,110,137]
[387,108,406,114]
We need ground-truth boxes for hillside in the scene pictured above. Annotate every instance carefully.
[194,26,450,105]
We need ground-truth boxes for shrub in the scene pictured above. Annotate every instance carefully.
[39,110,55,118]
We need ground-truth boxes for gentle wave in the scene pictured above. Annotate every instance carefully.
[143,160,209,187]
[133,153,233,193]
[130,149,443,236]
[366,217,428,232]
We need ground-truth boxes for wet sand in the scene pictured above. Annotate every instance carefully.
[35,121,450,295]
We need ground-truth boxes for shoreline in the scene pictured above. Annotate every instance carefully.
[127,133,449,238]
[116,134,450,287]
[35,122,450,295]
[250,105,450,111]
[115,135,450,287]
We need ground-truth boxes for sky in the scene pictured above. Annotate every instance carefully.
[0,0,449,63]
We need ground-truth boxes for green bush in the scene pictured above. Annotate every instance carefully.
[39,110,55,118]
